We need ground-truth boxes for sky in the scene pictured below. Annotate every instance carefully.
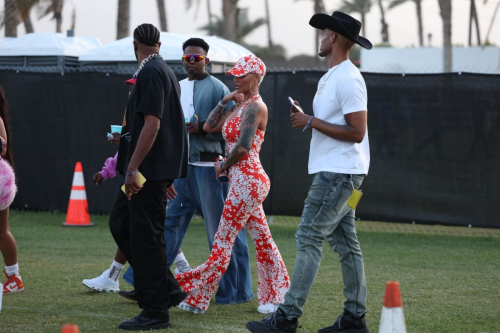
[1,0,499,58]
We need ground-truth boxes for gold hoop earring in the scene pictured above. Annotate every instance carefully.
[250,82,259,95]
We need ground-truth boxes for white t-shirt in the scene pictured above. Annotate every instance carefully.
[179,78,215,167]
[179,79,195,121]
[308,59,370,175]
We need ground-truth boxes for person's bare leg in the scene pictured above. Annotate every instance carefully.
[0,208,17,266]
[1,207,24,293]
[115,247,127,265]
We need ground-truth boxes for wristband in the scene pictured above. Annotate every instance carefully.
[218,100,227,108]
[302,116,314,132]
[124,170,138,183]
[127,170,139,176]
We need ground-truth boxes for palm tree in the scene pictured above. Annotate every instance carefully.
[117,0,130,39]
[389,0,424,46]
[338,0,372,37]
[483,0,500,47]
[438,0,452,72]
[222,0,238,42]
[18,0,36,33]
[264,0,274,51]
[185,0,212,24]
[294,0,325,57]
[206,0,213,25]
[157,0,168,31]
[468,0,480,46]
[38,0,65,33]
[3,0,75,35]
[200,8,265,45]
[377,0,389,44]
[4,0,18,37]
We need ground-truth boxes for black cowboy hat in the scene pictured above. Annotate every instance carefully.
[309,11,372,50]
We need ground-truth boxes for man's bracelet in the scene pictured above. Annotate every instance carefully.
[124,170,138,183]
[302,116,314,132]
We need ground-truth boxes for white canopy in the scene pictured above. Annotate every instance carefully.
[0,33,102,57]
[79,32,253,63]
[0,38,14,45]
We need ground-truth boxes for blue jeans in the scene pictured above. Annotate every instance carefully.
[123,165,253,304]
[279,172,366,319]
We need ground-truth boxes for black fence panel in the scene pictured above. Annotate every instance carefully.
[0,70,498,228]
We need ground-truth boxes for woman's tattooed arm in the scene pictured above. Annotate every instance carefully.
[204,104,235,133]
[223,102,261,170]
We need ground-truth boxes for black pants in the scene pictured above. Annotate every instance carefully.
[109,180,179,320]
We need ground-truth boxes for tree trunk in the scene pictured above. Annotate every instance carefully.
[314,0,325,58]
[53,0,63,33]
[157,0,168,31]
[264,0,274,51]
[361,12,366,37]
[23,15,34,33]
[438,0,452,72]
[19,3,35,34]
[207,0,213,25]
[483,0,500,47]
[468,0,473,46]
[416,0,424,47]
[4,0,18,37]
[117,0,130,39]
[378,0,389,44]
[472,0,481,45]
[222,0,238,42]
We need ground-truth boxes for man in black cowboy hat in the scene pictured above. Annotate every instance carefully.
[246,12,372,333]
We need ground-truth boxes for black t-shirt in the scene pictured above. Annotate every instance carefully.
[117,56,188,181]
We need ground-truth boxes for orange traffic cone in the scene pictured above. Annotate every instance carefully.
[379,281,407,333]
[62,162,94,227]
[61,324,80,333]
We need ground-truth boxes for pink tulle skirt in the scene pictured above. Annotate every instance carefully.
[0,158,17,211]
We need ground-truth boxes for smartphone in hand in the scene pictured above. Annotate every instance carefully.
[288,96,304,113]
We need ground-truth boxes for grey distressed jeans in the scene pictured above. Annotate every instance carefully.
[279,172,367,319]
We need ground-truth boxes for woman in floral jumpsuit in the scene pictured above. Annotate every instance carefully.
[176,55,290,314]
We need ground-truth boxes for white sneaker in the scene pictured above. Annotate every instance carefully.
[257,303,279,314]
[174,260,192,274]
[82,269,119,292]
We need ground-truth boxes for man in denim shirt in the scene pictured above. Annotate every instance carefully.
[246,12,372,333]
[122,38,253,305]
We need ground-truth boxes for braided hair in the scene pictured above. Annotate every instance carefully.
[133,23,160,46]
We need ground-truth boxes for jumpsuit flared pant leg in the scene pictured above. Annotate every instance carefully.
[176,169,290,311]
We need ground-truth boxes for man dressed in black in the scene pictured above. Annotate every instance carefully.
[109,23,188,331]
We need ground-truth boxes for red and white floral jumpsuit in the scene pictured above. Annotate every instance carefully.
[175,95,290,312]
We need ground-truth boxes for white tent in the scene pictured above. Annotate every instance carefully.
[79,32,252,63]
[0,38,14,45]
[0,33,102,57]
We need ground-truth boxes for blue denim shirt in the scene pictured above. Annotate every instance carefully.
[189,75,234,163]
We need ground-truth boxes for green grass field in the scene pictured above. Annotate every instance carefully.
[1,210,499,333]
